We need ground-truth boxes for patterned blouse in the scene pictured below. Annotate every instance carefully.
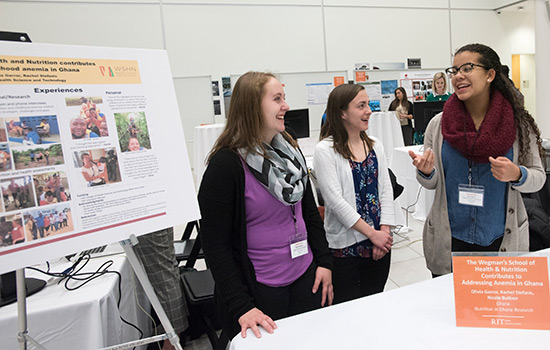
[331,149,380,258]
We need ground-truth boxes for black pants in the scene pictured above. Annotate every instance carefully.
[432,237,504,278]
[401,125,414,146]
[332,251,391,304]
[253,262,322,321]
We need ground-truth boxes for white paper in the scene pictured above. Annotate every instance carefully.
[0,42,200,273]
[306,82,333,105]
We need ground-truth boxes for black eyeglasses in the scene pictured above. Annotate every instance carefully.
[445,63,488,77]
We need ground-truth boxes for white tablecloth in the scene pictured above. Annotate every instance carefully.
[194,123,225,186]
[391,145,435,221]
[229,269,550,350]
[367,111,404,165]
[0,255,151,350]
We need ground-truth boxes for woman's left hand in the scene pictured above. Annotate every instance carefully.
[372,246,387,261]
[489,156,521,182]
[312,267,333,307]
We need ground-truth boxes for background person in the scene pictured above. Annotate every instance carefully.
[70,116,98,139]
[314,84,394,303]
[127,136,144,152]
[409,43,546,277]
[198,71,333,340]
[388,87,414,146]
[426,72,451,102]
[80,153,106,186]
[36,119,50,137]
[22,127,42,145]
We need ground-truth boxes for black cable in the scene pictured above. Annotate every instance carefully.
[26,256,144,348]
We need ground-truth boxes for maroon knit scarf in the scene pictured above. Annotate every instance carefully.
[441,90,516,163]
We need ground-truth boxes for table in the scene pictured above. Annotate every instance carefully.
[229,270,550,350]
[391,145,435,221]
[194,123,225,187]
[0,255,151,350]
[367,111,404,165]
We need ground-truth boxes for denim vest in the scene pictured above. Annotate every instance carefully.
[442,140,513,246]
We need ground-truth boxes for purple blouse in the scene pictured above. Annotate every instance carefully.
[243,160,313,287]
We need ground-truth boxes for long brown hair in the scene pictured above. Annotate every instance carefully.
[320,84,373,159]
[388,87,409,111]
[207,71,296,162]
[455,43,544,164]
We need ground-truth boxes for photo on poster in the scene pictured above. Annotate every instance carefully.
[115,112,151,152]
[381,80,398,95]
[6,115,61,147]
[13,144,64,170]
[23,203,73,242]
[369,100,381,112]
[213,100,221,115]
[0,213,24,247]
[0,143,12,172]
[33,171,71,206]
[212,81,220,97]
[222,77,231,97]
[0,122,7,142]
[0,176,35,212]
[73,148,121,187]
[65,96,109,138]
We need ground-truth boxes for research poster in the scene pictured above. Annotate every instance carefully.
[453,256,550,330]
[0,42,199,273]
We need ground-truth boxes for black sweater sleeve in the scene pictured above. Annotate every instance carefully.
[302,178,333,270]
[198,150,255,325]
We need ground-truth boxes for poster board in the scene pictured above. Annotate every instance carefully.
[0,42,200,274]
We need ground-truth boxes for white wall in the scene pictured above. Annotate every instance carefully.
[0,0,541,163]
[535,0,550,139]
[520,54,537,118]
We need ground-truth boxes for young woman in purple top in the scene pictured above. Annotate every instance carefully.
[198,72,333,340]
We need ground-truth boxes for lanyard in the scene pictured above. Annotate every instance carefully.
[290,204,297,235]
[463,116,481,186]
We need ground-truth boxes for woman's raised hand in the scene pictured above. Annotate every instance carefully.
[409,148,435,176]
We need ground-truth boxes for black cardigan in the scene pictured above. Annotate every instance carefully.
[198,148,332,337]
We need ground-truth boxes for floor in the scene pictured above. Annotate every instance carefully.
[178,209,432,350]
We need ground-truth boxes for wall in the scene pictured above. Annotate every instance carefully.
[0,0,541,165]
[520,54,537,118]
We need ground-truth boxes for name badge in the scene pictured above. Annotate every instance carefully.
[458,184,484,207]
[289,233,308,259]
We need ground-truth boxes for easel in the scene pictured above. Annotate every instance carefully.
[0,31,183,350]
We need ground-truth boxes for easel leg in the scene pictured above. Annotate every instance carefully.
[16,269,28,350]
[16,269,47,350]
[120,236,183,350]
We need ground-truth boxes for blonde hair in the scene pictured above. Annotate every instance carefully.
[432,72,447,95]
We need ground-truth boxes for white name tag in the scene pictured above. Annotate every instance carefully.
[289,233,308,259]
[458,184,485,207]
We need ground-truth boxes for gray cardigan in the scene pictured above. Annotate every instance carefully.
[417,113,545,275]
